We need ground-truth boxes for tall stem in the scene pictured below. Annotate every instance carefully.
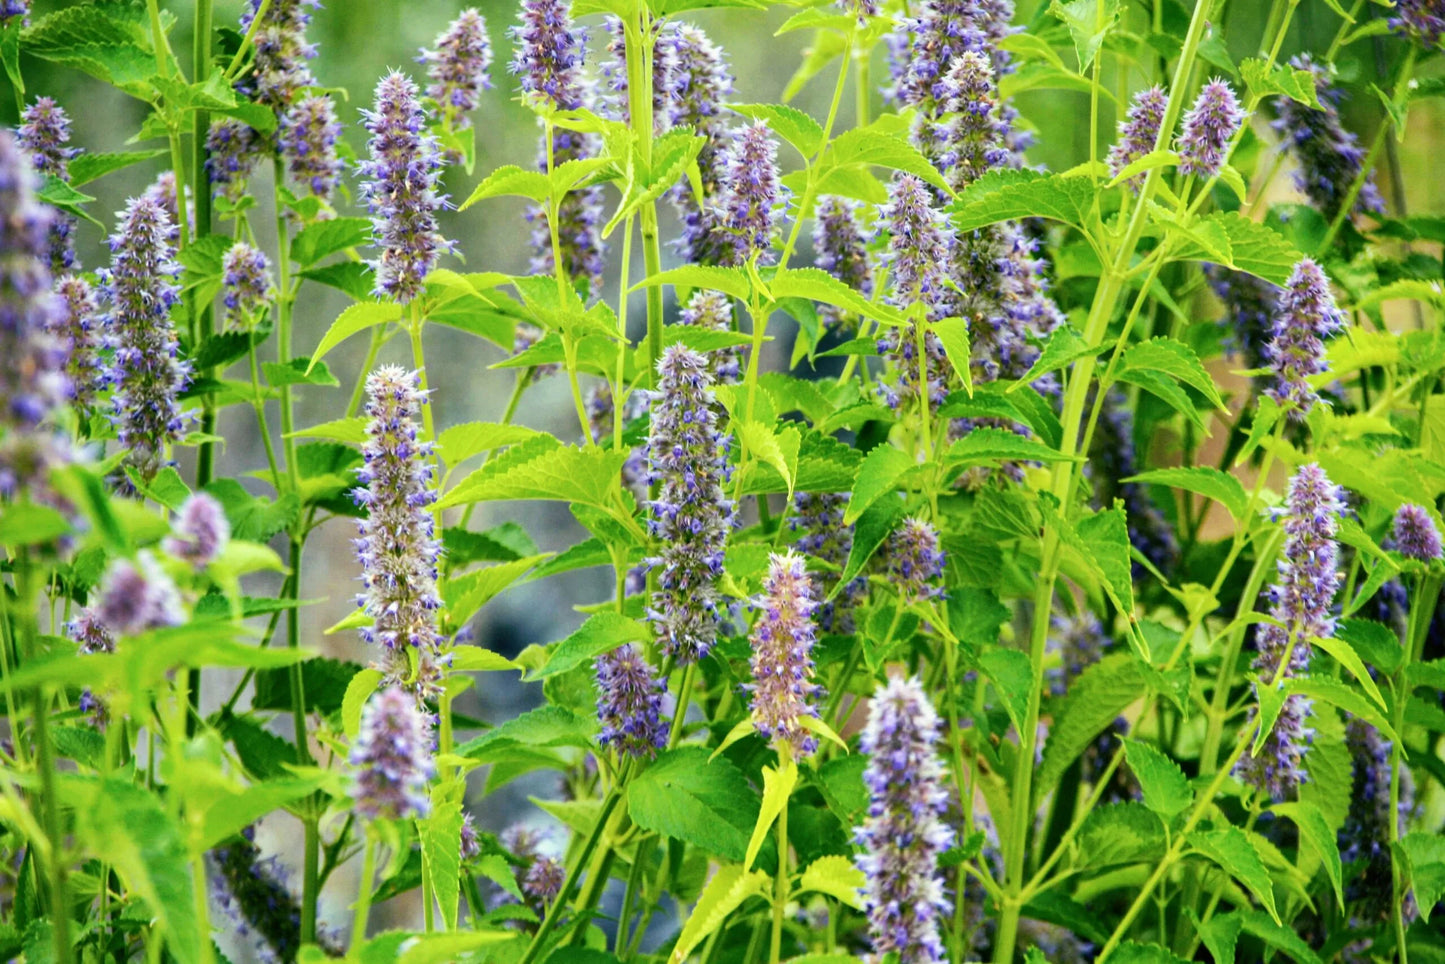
[622,13,663,387]
[516,790,623,964]
[770,796,789,964]
[350,835,378,952]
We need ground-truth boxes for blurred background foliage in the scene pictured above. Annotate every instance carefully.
[3,0,1442,936]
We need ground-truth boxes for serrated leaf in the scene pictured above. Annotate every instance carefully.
[1121,338,1225,410]
[1123,739,1193,817]
[979,648,1032,738]
[946,427,1077,465]
[342,668,384,739]
[290,217,373,267]
[949,170,1097,232]
[1400,831,1445,922]
[286,417,369,445]
[669,864,770,964]
[520,612,649,681]
[1126,467,1249,524]
[68,149,167,187]
[845,445,924,524]
[1048,0,1121,70]
[1240,57,1321,110]
[264,358,339,388]
[632,264,753,302]
[628,747,759,862]
[1287,677,1396,742]
[1011,325,1098,389]
[746,761,797,871]
[308,302,403,373]
[1109,943,1190,964]
[1171,213,1301,286]
[459,165,553,209]
[1272,801,1343,905]
[421,790,465,930]
[442,556,547,627]
[1187,827,1280,924]
[1077,802,1166,866]
[930,317,973,397]
[458,706,596,761]
[797,855,864,909]
[770,268,905,327]
[821,126,953,197]
[731,103,825,158]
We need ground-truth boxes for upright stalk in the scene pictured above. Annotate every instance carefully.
[621,13,663,386]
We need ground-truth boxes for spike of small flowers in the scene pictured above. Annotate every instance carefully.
[877,174,954,410]
[1340,719,1414,873]
[1237,463,1344,800]
[1390,0,1445,50]
[855,674,954,964]
[812,196,874,331]
[240,0,320,112]
[349,686,435,820]
[278,94,344,203]
[644,345,735,663]
[662,23,734,264]
[790,492,866,632]
[222,242,275,325]
[600,17,675,133]
[1392,503,1442,562]
[1206,265,1278,373]
[1177,78,1244,177]
[523,856,565,908]
[96,552,185,635]
[209,827,328,962]
[49,279,102,409]
[70,608,115,728]
[1273,56,1384,223]
[595,643,668,759]
[18,96,81,271]
[419,9,493,130]
[1107,85,1168,191]
[510,0,588,109]
[934,51,1009,189]
[460,813,482,861]
[205,119,265,203]
[885,518,946,606]
[678,289,741,384]
[748,551,822,757]
[359,71,450,305]
[352,366,445,697]
[101,194,189,483]
[163,492,231,569]
[712,122,783,267]
[143,171,191,236]
[1048,611,1106,696]
[1264,258,1345,417]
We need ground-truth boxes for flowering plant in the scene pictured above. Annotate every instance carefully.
[2,1,1445,963]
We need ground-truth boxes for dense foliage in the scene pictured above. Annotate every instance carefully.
[3,0,1445,962]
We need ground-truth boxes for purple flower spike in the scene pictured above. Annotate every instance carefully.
[1273,56,1384,223]
[51,275,103,413]
[790,492,867,632]
[1177,78,1244,178]
[1341,718,1414,870]
[877,174,954,410]
[1265,258,1345,416]
[748,551,823,758]
[713,122,783,267]
[935,51,1010,190]
[18,97,80,270]
[279,94,344,203]
[352,366,446,698]
[885,517,946,606]
[1391,0,1445,49]
[1108,85,1168,191]
[662,23,733,265]
[678,289,741,385]
[359,71,450,304]
[510,0,589,110]
[420,9,493,130]
[460,813,482,861]
[101,195,189,483]
[595,643,668,759]
[222,242,275,323]
[349,686,435,821]
[855,674,954,964]
[97,552,185,636]
[240,0,320,112]
[523,857,565,907]
[1392,503,1442,562]
[205,119,264,203]
[1049,611,1106,696]
[812,196,874,331]
[1207,265,1279,374]
[1237,463,1344,800]
[644,345,735,663]
[164,493,232,569]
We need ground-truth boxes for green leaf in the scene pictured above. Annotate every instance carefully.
[1271,801,1343,905]
[520,612,649,681]
[1126,467,1248,524]
[797,855,865,910]
[1038,652,1145,798]
[1120,338,1226,411]
[458,706,597,761]
[449,647,520,673]
[821,125,953,197]
[1287,677,1396,742]
[1073,507,1137,618]
[929,317,974,397]
[1109,944,1190,964]
[1077,802,1166,866]
[1170,213,1302,286]
[1232,910,1325,964]
[746,761,797,871]
[979,648,1032,738]
[770,267,905,327]
[845,445,924,525]
[1186,827,1280,924]
[835,497,906,593]
[738,421,801,499]
[68,149,167,187]
[1011,325,1098,390]
[308,302,403,373]
[20,5,159,98]
[1240,57,1322,110]
[1192,909,1242,964]
[946,427,1077,465]
[0,503,71,547]
[263,358,339,388]
[459,165,553,209]
[68,778,202,964]
[342,668,384,739]
[668,864,770,964]
[443,523,539,566]
[251,657,361,716]
[632,264,753,302]
[442,556,547,627]
[1309,631,1386,710]
[730,103,825,158]
[627,747,760,862]
[1399,831,1445,922]
[421,789,465,930]
[290,217,373,267]
[1048,0,1121,70]
[949,170,1097,233]
[1123,739,1193,817]
[286,417,368,445]
[438,445,631,511]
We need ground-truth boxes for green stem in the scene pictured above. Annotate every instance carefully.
[668,661,697,748]
[350,835,378,952]
[1391,573,1439,963]
[770,792,789,964]
[516,790,623,964]
[621,13,663,386]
